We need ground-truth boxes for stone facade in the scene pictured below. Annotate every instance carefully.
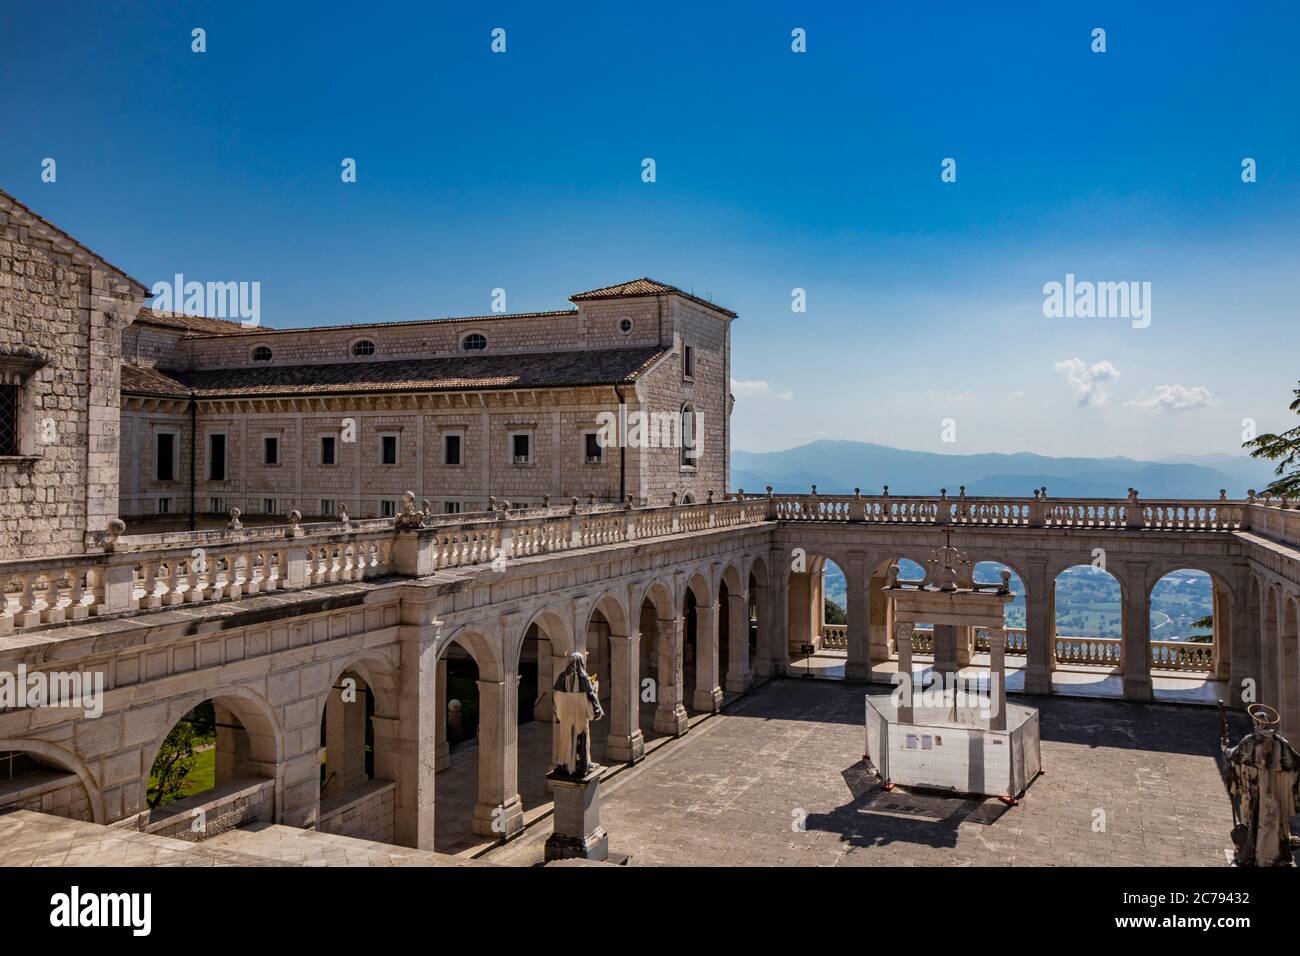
[0,190,146,557]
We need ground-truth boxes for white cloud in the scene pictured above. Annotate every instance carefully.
[1054,358,1119,407]
[731,378,793,400]
[1124,384,1219,412]
[1007,391,1029,400]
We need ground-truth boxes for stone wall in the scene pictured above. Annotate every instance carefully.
[318,779,396,843]
[141,776,275,841]
[0,198,138,556]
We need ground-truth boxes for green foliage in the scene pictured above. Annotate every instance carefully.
[1244,381,1300,498]
[824,599,846,625]
[147,721,198,809]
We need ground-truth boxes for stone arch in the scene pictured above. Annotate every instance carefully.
[0,737,104,824]
[316,650,402,812]
[1144,563,1235,676]
[440,624,505,683]
[1049,559,1127,675]
[585,589,630,638]
[140,684,284,815]
[320,650,400,720]
[1279,593,1300,739]
[636,576,676,621]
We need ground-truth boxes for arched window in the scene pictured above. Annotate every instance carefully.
[251,346,273,362]
[351,339,376,357]
[461,333,488,351]
[680,404,699,467]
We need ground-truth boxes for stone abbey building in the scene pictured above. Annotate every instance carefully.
[3,186,1300,866]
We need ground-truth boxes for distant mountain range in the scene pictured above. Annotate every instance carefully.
[732,441,1275,500]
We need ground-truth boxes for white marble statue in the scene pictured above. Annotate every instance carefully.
[553,651,605,778]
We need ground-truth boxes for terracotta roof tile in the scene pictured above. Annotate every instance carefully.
[120,364,191,398]
[570,277,736,317]
[123,347,670,399]
[135,309,272,335]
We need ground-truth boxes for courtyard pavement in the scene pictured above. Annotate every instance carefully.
[483,677,1254,867]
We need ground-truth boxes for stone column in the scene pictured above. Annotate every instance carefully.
[1212,581,1232,680]
[869,572,892,664]
[325,675,368,793]
[434,658,449,772]
[1230,575,1259,708]
[533,641,554,722]
[1023,559,1055,696]
[725,588,753,693]
[653,615,689,736]
[606,632,645,762]
[987,626,1008,731]
[956,626,974,667]
[758,561,790,677]
[846,554,870,681]
[1120,564,1153,702]
[692,602,723,712]
[895,620,915,723]
[473,677,524,838]
[932,624,958,678]
[388,609,439,849]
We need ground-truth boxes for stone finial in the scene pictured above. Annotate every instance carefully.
[588,492,596,506]
[287,509,303,537]
[810,484,818,496]
[738,488,744,497]
[1127,488,1139,504]
[854,487,860,498]
[543,494,551,509]
[886,563,900,589]
[1248,489,1257,502]
[104,517,126,551]
[624,494,633,509]
[882,485,890,497]
[1219,489,1227,501]
[999,569,1012,595]
[1040,486,1048,499]
[227,507,242,530]
[570,496,580,515]
[488,496,497,511]
[422,498,432,515]
[959,486,966,498]
[706,490,714,504]
[394,491,424,529]
[940,488,947,499]
[765,485,773,497]
[338,504,350,529]
[670,491,679,507]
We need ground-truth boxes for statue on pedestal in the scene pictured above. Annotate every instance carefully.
[1219,703,1300,866]
[553,651,604,778]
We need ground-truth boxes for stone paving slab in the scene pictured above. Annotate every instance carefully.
[205,822,475,866]
[485,678,1260,867]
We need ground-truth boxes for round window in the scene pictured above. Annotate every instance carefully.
[251,346,273,362]
[462,333,488,351]
[352,339,376,357]
[619,318,633,334]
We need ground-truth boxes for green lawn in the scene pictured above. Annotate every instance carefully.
[147,747,215,807]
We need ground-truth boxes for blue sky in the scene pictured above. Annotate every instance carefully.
[2,1,1298,459]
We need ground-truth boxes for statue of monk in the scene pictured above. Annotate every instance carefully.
[1219,703,1300,867]
[553,651,605,778]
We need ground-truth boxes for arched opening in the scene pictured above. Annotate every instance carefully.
[1052,564,1124,673]
[0,744,97,822]
[863,556,926,674]
[679,572,719,712]
[972,561,1027,657]
[144,691,280,836]
[1147,569,1219,675]
[786,553,853,671]
[434,634,483,854]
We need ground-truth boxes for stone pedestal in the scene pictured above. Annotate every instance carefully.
[545,766,609,862]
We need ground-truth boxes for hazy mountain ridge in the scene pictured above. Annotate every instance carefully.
[732,440,1272,499]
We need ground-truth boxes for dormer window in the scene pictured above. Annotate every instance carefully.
[252,345,273,362]
[351,339,376,357]
[461,333,488,351]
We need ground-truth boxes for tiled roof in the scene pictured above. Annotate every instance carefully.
[121,347,669,399]
[120,364,192,399]
[180,310,577,340]
[570,277,737,318]
[135,309,272,335]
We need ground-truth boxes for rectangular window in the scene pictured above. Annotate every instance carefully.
[381,499,397,518]
[512,432,530,464]
[209,497,226,514]
[0,385,18,456]
[444,501,461,514]
[320,499,335,516]
[156,432,176,481]
[683,344,695,379]
[208,433,226,481]
[264,436,279,465]
[584,432,603,464]
[380,433,398,465]
[321,435,336,465]
[263,498,278,515]
[444,433,462,466]
[157,497,172,514]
